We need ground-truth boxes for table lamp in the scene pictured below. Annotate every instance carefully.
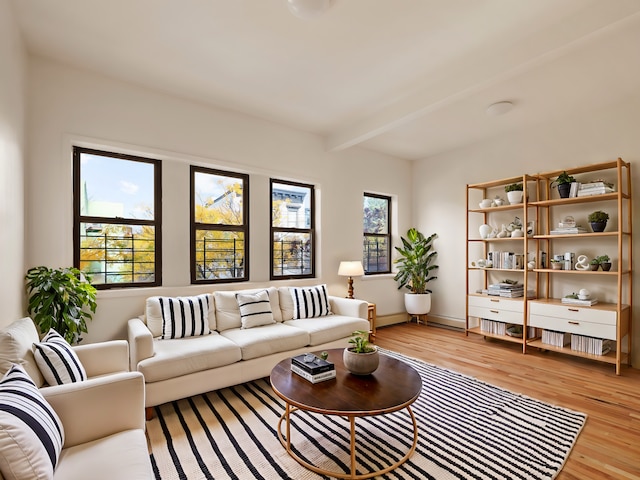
[338,261,365,299]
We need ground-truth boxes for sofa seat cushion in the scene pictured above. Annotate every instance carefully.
[284,316,371,346]
[220,324,309,361]
[54,430,151,480]
[138,333,241,383]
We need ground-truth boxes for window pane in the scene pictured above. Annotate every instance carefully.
[80,153,155,220]
[272,183,311,228]
[363,235,389,273]
[272,232,312,276]
[79,223,156,285]
[194,230,245,280]
[194,171,244,225]
[363,196,388,234]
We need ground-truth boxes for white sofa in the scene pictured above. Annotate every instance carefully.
[0,317,153,480]
[128,286,370,410]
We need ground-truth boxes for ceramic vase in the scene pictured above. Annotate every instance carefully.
[479,224,492,239]
[507,191,523,204]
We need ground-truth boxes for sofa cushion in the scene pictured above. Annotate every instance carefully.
[236,290,275,329]
[220,324,309,360]
[137,333,241,383]
[0,318,45,387]
[215,287,282,332]
[289,285,332,319]
[54,429,151,480]
[33,329,87,385]
[285,315,371,346]
[146,294,214,339]
[0,364,64,480]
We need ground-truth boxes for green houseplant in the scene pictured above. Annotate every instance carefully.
[504,183,524,204]
[588,210,609,232]
[551,171,576,198]
[394,228,438,317]
[25,266,97,344]
[343,330,378,375]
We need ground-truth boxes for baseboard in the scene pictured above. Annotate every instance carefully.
[376,313,464,331]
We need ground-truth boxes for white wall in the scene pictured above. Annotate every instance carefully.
[25,57,412,342]
[0,0,26,325]
[414,96,640,364]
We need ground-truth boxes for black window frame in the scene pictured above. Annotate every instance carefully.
[363,192,392,275]
[270,178,316,280]
[73,146,162,289]
[190,165,250,284]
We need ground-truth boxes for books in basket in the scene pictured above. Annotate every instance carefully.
[291,354,335,374]
[290,364,336,383]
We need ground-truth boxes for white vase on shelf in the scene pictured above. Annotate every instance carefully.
[507,191,523,204]
[479,224,492,239]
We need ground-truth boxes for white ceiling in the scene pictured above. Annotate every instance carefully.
[10,0,640,160]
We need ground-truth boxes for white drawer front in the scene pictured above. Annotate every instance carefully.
[468,305,524,325]
[468,296,524,313]
[529,314,616,340]
[528,302,616,326]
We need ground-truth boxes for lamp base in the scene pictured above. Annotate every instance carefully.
[346,277,354,299]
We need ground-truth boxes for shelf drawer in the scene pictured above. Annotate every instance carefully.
[528,314,616,340]
[528,302,616,326]
[468,295,524,313]
[468,305,524,325]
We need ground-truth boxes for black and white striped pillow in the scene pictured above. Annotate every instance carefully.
[289,284,332,319]
[159,294,212,339]
[236,290,275,329]
[33,329,87,385]
[0,364,64,479]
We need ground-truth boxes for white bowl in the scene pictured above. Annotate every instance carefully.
[479,199,493,208]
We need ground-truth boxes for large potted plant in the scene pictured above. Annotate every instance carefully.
[25,266,98,344]
[394,228,438,316]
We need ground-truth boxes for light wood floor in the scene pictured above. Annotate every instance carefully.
[372,321,640,480]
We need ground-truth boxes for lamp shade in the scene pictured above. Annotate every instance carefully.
[338,261,364,277]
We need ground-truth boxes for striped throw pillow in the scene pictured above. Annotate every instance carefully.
[289,284,332,319]
[0,364,64,480]
[236,290,275,329]
[159,294,212,339]
[33,329,87,385]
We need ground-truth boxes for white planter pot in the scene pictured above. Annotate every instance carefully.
[507,191,523,204]
[404,293,432,315]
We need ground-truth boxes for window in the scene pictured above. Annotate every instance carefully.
[191,166,249,283]
[73,147,162,289]
[271,179,315,279]
[363,193,391,274]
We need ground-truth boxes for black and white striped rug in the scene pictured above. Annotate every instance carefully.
[147,349,586,479]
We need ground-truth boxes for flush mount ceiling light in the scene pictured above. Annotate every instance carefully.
[486,101,514,116]
[287,0,335,19]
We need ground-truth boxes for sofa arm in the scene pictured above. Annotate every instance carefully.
[73,340,129,377]
[329,296,368,319]
[42,372,145,448]
[128,317,155,372]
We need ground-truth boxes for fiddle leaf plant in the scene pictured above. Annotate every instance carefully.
[394,228,438,294]
[348,330,375,353]
[25,266,97,344]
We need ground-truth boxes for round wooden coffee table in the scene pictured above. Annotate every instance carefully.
[270,348,422,479]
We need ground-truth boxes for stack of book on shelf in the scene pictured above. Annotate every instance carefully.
[487,252,525,270]
[486,282,524,298]
[291,354,336,383]
[561,297,598,307]
[550,220,587,235]
[571,334,613,355]
[577,181,615,197]
[542,329,571,347]
[480,319,506,335]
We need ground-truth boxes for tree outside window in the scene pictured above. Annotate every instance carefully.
[271,180,315,279]
[191,167,249,283]
[363,193,391,274]
[73,147,162,289]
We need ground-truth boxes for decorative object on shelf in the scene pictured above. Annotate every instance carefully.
[589,258,600,270]
[338,260,364,299]
[597,255,611,271]
[479,198,493,208]
[575,255,590,270]
[511,229,524,238]
[493,196,504,206]
[578,289,591,300]
[504,183,523,204]
[343,330,379,375]
[551,171,576,198]
[587,210,609,232]
[496,224,509,238]
[550,259,563,270]
[394,228,438,315]
[526,220,535,237]
[479,224,493,239]
[25,266,97,344]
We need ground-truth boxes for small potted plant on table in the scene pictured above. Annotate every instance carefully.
[343,330,379,375]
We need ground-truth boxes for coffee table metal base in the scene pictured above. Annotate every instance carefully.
[277,403,419,479]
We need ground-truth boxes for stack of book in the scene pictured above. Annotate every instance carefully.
[542,329,571,347]
[550,224,587,235]
[561,297,598,307]
[570,334,613,355]
[480,319,506,335]
[291,354,336,383]
[487,282,524,298]
[577,181,615,197]
[487,252,525,270]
